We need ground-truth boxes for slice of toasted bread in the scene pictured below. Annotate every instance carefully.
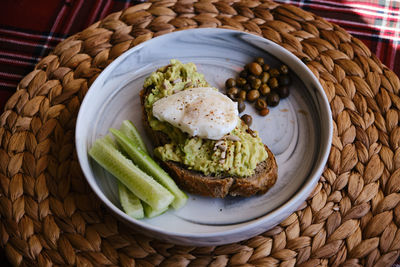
[140,87,278,198]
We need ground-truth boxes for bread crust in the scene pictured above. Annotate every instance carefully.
[140,86,278,198]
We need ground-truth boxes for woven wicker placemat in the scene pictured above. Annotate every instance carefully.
[1,1,400,266]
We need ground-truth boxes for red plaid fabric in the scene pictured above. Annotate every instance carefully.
[0,0,138,109]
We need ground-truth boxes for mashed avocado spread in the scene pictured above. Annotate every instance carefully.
[144,60,267,177]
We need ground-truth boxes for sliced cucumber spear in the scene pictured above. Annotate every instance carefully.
[102,136,145,218]
[110,128,188,210]
[89,137,174,211]
[120,120,149,154]
[103,135,118,149]
[118,182,144,219]
[143,202,169,218]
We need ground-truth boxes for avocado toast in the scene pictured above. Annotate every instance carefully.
[140,60,277,198]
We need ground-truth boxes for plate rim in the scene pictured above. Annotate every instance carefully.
[75,28,333,243]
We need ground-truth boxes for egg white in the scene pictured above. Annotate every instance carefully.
[152,87,239,140]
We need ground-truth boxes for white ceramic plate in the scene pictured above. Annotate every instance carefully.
[76,28,332,246]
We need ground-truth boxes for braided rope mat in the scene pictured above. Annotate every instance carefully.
[1,1,400,266]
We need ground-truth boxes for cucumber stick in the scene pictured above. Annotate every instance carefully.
[143,202,169,218]
[120,120,149,154]
[118,182,144,219]
[110,128,188,209]
[89,137,174,211]
[103,135,118,148]
[99,136,145,218]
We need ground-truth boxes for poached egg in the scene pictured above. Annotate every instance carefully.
[152,87,239,140]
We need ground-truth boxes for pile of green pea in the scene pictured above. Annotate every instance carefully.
[225,57,291,120]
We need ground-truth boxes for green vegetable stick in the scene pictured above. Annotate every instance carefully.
[102,135,118,148]
[110,128,188,209]
[103,136,145,219]
[118,182,144,219]
[89,137,174,210]
[120,120,149,154]
[143,202,169,218]
[101,136,144,218]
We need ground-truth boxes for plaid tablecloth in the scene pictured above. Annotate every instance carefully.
[1,0,400,265]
